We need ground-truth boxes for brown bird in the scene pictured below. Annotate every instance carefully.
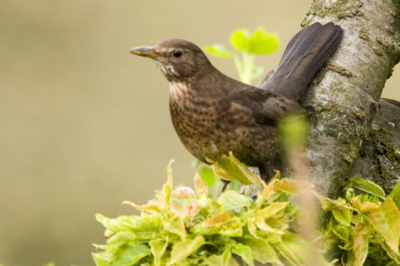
[130,22,343,192]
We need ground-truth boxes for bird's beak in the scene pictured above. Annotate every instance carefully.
[130,46,157,59]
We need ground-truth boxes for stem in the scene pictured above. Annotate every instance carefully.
[241,52,255,85]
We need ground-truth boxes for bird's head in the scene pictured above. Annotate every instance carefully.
[130,39,212,82]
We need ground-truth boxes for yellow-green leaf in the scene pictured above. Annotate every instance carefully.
[347,177,385,200]
[167,236,205,265]
[150,240,168,266]
[230,30,248,52]
[209,152,262,188]
[240,239,282,265]
[218,190,252,210]
[352,220,369,266]
[204,44,233,58]
[231,243,254,266]
[369,198,400,254]
[247,28,279,55]
[332,209,351,226]
[163,216,186,240]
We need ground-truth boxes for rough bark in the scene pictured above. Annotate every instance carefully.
[349,98,400,194]
[299,0,400,197]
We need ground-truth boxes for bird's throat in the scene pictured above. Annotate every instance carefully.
[170,82,191,101]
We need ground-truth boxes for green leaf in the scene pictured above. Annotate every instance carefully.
[332,209,352,226]
[94,243,150,266]
[239,238,282,265]
[163,216,186,240]
[369,198,400,254]
[167,236,205,265]
[312,191,351,211]
[218,190,252,210]
[208,152,262,188]
[347,177,385,200]
[331,224,350,245]
[352,220,369,266]
[231,243,254,266]
[230,30,248,52]
[203,44,233,58]
[388,177,400,209]
[150,240,168,266]
[247,28,279,54]
[199,166,217,187]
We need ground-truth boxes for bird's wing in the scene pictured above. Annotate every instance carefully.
[226,88,307,125]
[258,22,343,102]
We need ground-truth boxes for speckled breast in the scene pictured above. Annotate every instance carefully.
[169,83,278,166]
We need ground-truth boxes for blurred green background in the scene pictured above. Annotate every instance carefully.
[1,1,399,265]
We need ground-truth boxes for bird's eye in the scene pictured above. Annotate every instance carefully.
[173,50,182,58]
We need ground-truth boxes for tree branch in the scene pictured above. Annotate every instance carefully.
[300,0,400,197]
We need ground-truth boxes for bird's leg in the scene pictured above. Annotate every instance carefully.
[218,180,230,196]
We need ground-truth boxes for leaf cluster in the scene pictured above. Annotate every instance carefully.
[93,156,400,266]
[322,178,400,266]
[93,159,326,266]
[203,28,279,85]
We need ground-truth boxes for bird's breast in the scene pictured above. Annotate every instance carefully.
[168,83,276,165]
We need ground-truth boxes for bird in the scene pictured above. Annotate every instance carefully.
[130,22,343,193]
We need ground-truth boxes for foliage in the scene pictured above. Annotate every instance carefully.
[93,156,400,266]
[322,177,400,266]
[93,159,331,266]
[203,28,279,85]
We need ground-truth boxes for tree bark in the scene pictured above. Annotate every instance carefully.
[299,0,400,197]
[349,98,400,194]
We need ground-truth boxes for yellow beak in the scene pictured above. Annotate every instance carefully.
[129,46,157,59]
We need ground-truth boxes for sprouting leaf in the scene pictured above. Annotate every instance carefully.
[123,199,161,212]
[230,30,248,52]
[369,198,400,254]
[171,187,196,199]
[203,44,234,58]
[164,160,174,205]
[218,190,252,210]
[347,178,385,200]
[203,212,231,227]
[247,28,279,54]
[194,173,208,198]
[208,152,262,188]
[351,197,380,212]
[352,220,369,266]
[167,236,205,265]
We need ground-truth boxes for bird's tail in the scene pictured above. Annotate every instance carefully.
[258,22,343,102]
